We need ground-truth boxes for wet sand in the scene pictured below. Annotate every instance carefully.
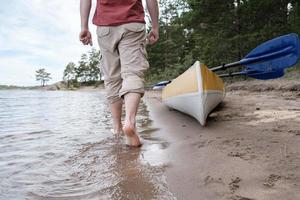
[144,79,300,200]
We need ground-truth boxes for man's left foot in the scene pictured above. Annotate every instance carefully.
[123,125,142,147]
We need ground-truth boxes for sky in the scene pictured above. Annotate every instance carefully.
[0,0,98,86]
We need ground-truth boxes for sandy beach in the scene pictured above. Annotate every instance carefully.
[144,79,300,200]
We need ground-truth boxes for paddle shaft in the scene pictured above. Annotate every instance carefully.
[210,61,241,72]
[218,72,245,78]
[211,46,294,72]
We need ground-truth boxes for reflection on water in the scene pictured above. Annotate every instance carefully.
[0,90,175,200]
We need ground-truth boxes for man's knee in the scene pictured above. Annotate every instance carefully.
[119,70,146,98]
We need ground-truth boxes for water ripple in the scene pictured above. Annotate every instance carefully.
[0,90,175,200]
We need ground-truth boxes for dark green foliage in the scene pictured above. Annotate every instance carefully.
[63,48,102,88]
[146,0,300,83]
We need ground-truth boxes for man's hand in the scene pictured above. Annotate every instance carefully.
[148,28,159,45]
[79,29,93,46]
[80,0,92,46]
[146,0,159,45]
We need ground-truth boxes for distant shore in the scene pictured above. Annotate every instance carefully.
[0,81,104,91]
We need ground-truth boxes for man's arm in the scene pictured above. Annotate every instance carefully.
[79,0,92,46]
[146,0,159,45]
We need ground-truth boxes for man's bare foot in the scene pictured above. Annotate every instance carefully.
[110,129,123,135]
[123,125,142,147]
[111,123,123,135]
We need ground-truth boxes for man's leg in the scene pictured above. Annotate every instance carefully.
[96,26,124,135]
[123,93,142,146]
[118,23,149,147]
[110,99,123,134]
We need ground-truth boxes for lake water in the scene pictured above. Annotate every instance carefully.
[0,90,174,200]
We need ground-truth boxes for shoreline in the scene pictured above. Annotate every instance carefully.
[143,79,300,199]
[1,79,299,199]
[0,85,104,91]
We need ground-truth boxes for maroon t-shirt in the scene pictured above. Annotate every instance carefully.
[92,0,145,26]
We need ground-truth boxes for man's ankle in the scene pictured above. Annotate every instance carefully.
[125,117,136,126]
[113,124,122,133]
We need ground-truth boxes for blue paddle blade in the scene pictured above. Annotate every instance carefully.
[153,80,172,90]
[240,33,300,72]
[154,80,172,87]
[241,69,285,80]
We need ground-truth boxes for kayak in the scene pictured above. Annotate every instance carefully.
[162,61,225,126]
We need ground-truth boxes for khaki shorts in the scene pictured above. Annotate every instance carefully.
[97,22,149,104]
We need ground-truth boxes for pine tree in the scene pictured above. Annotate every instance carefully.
[36,68,52,87]
[63,62,76,88]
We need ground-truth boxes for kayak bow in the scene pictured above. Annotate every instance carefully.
[162,61,225,126]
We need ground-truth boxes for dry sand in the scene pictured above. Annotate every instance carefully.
[143,79,300,200]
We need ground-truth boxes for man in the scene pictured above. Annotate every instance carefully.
[79,0,159,147]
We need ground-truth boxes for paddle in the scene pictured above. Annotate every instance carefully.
[218,69,285,80]
[212,33,300,79]
[153,33,300,88]
[153,80,172,90]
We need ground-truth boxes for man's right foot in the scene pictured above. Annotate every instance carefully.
[111,123,123,135]
[123,125,142,147]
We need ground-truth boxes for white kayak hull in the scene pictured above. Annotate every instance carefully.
[162,61,225,126]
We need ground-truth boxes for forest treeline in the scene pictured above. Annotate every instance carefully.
[64,0,300,88]
[145,0,300,83]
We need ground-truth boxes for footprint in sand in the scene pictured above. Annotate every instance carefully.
[230,195,256,200]
[204,175,225,186]
[263,174,281,188]
[227,151,257,161]
[229,177,241,193]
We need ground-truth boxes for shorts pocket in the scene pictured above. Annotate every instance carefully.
[139,43,149,70]
[97,26,110,38]
[140,43,148,59]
